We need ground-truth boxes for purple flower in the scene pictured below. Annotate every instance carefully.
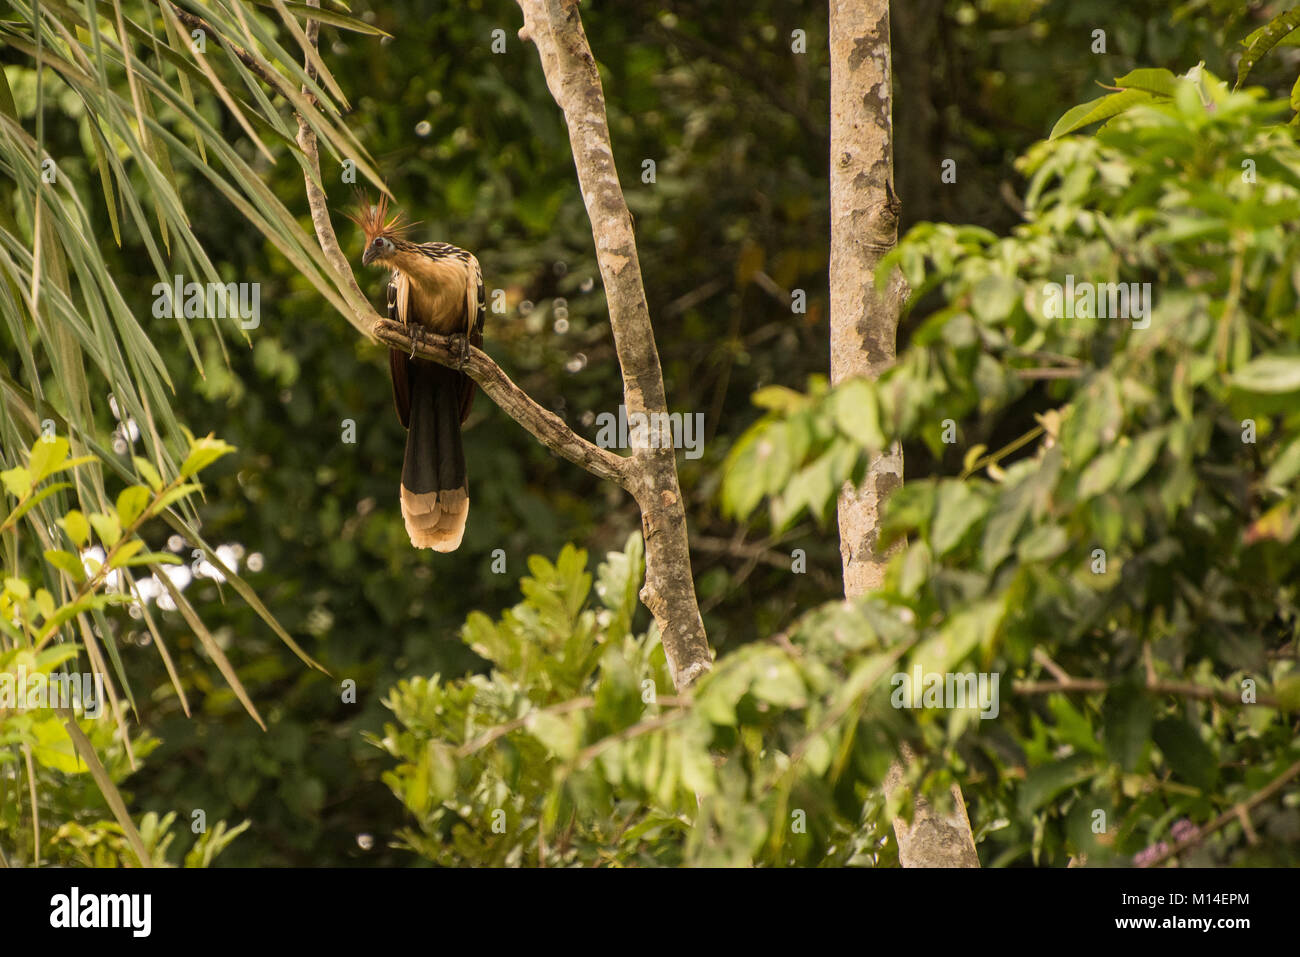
[1171,818,1200,844]
[1133,841,1169,867]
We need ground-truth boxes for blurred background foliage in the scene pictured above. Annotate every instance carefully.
[2,0,1298,866]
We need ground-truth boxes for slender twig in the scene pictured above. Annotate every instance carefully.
[1013,677,1280,710]
[961,425,1044,479]
[293,0,373,329]
[458,696,595,757]
[574,712,686,767]
[164,2,281,89]
[1015,367,1082,380]
[1140,758,1300,867]
[1032,648,1073,684]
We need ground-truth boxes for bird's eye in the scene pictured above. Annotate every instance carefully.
[372,237,383,247]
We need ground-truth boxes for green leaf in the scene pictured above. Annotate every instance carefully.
[88,512,122,548]
[115,485,152,526]
[1265,436,1300,487]
[30,717,85,774]
[116,551,184,568]
[751,386,808,413]
[912,599,1004,675]
[1019,754,1094,813]
[980,480,1032,571]
[27,436,69,483]
[1102,684,1153,772]
[1237,7,1300,88]
[1113,68,1179,97]
[1231,355,1300,394]
[265,1,394,36]
[3,482,73,530]
[1016,524,1068,564]
[133,456,164,492]
[1049,89,1155,140]
[58,509,90,547]
[527,710,581,761]
[43,549,86,582]
[931,481,988,556]
[1077,446,1125,500]
[156,483,204,512]
[1153,718,1218,791]
[108,540,146,568]
[179,435,236,478]
[830,378,884,450]
[35,589,56,621]
[1,466,33,498]
[1116,429,1165,491]
[721,426,771,520]
[971,275,1020,323]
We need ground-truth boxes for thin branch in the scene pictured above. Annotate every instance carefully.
[459,694,691,758]
[372,319,631,488]
[1032,648,1073,684]
[458,696,594,757]
[164,2,282,90]
[1015,367,1083,380]
[156,0,374,331]
[1139,757,1300,867]
[663,276,728,318]
[517,0,712,690]
[1012,677,1281,710]
[293,0,372,331]
[574,711,687,768]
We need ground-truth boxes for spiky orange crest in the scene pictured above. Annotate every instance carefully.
[347,192,413,244]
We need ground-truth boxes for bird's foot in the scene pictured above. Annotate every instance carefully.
[451,333,471,370]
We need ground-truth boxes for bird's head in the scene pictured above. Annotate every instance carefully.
[348,193,413,267]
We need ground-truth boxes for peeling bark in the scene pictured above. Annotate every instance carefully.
[829,0,979,867]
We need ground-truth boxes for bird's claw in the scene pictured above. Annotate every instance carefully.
[452,334,470,370]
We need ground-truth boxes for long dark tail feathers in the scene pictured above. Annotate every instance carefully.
[400,361,469,551]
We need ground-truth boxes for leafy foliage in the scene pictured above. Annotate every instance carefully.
[375,534,926,867]
[719,72,1300,865]
[1,434,247,867]
[6,0,1297,868]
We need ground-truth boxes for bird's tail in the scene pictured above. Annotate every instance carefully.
[400,360,469,551]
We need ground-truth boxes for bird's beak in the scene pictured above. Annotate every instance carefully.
[362,244,377,266]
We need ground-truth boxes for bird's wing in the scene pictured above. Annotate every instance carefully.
[388,274,411,428]
[466,252,485,346]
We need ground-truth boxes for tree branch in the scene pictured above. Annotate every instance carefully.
[293,0,375,334]
[515,0,712,690]
[158,0,375,333]
[1012,677,1281,710]
[372,319,631,488]
[1139,758,1300,867]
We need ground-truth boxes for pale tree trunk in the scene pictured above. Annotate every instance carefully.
[828,0,979,868]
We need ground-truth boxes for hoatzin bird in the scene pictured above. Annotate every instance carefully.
[351,196,484,551]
